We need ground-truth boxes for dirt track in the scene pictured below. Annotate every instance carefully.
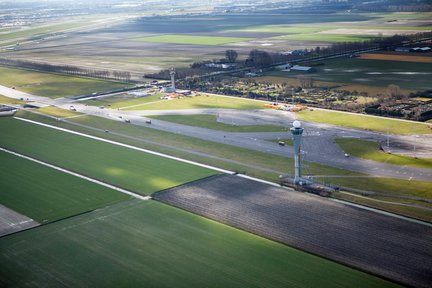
[154,174,432,288]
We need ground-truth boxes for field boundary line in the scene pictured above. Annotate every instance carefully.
[0,147,151,201]
[14,117,235,175]
[331,194,432,228]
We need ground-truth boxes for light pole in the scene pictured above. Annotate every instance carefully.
[291,120,304,184]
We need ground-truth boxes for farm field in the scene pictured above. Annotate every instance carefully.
[336,138,432,168]
[0,151,130,223]
[272,33,377,42]
[131,34,253,45]
[359,52,432,63]
[312,58,432,90]
[297,109,431,135]
[0,199,399,288]
[149,114,287,132]
[0,66,131,98]
[0,117,217,195]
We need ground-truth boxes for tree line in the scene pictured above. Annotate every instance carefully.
[0,58,132,82]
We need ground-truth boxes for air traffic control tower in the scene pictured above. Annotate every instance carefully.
[291,120,304,184]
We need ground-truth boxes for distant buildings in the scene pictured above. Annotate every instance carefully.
[394,46,432,53]
[276,64,316,73]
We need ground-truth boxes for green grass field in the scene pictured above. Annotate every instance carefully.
[336,138,432,168]
[38,106,82,118]
[297,109,431,134]
[0,95,25,105]
[0,117,216,195]
[84,94,163,109]
[319,176,432,199]
[126,95,266,110]
[0,66,130,98]
[333,191,432,222]
[0,151,130,223]
[0,200,399,288]
[273,33,377,42]
[150,114,287,132]
[131,34,253,45]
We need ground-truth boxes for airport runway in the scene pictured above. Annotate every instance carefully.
[1,85,431,181]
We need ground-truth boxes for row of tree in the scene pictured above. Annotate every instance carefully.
[0,58,132,82]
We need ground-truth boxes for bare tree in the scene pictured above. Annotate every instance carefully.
[225,49,238,63]
[387,84,401,99]
[297,75,314,88]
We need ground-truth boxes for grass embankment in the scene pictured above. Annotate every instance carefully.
[333,192,432,223]
[0,66,130,98]
[336,138,432,168]
[317,176,432,222]
[297,109,431,135]
[150,114,287,132]
[0,200,399,288]
[0,117,216,195]
[131,34,253,45]
[0,151,130,223]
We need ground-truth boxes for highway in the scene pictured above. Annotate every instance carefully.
[1,84,431,181]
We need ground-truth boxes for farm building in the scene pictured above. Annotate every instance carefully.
[291,65,316,73]
[276,64,292,70]
[395,47,411,52]
[410,47,431,53]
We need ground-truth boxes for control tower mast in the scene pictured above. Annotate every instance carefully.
[290,120,304,184]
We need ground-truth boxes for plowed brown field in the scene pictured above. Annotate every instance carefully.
[360,53,432,63]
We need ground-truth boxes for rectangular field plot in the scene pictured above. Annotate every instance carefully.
[153,174,432,288]
[0,150,130,223]
[0,200,398,288]
[313,58,432,90]
[131,34,253,45]
[0,117,217,195]
[0,66,131,98]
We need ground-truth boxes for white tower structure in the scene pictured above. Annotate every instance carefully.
[169,68,176,91]
[290,120,304,184]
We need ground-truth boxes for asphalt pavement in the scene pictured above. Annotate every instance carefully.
[0,85,431,181]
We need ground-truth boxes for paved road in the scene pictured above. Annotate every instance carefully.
[1,85,431,181]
